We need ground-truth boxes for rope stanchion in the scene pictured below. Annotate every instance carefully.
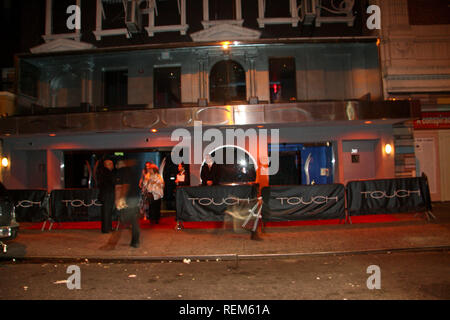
[241,196,263,232]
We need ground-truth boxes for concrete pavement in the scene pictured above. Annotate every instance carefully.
[2,202,450,262]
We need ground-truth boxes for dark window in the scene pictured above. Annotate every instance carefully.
[52,0,76,34]
[210,60,246,104]
[102,2,126,30]
[265,0,290,18]
[209,0,235,20]
[269,58,297,103]
[154,67,181,108]
[19,60,39,98]
[155,0,181,26]
[103,70,128,107]
[407,0,450,25]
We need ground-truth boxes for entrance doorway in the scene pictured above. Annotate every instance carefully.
[63,148,188,211]
[268,143,334,185]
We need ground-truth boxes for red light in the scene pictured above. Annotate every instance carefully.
[151,129,158,133]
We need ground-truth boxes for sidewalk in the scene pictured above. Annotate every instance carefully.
[2,203,450,262]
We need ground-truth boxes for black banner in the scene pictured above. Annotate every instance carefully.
[8,189,48,222]
[261,184,345,222]
[346,177,432,216]
[51,189,102,222]
[176,184,258,222]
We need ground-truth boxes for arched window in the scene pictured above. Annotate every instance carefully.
[210,60,246,104]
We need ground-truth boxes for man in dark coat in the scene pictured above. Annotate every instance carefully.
[97,158,115,233]
[115,159,140,248]
[200,154,220,186]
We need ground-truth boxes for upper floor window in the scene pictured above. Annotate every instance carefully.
[265,0,291,18]
[269,57,297,103]
[210,60,246,105]
[102,1,126,30]
[52,0,77,34]
[155,0,182,26]
[202,0,242,28]
[154,66,181,108]
[257,0,299,28]
[95,0,188,40]
[43,0,81,42]
[209,0,236,20]
[103,69,128,107]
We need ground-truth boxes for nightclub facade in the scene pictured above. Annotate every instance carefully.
[1,0,447,211]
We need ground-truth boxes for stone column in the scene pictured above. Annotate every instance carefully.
[246,51,259,104]
[80,61,95,110]
[197,53,208,107]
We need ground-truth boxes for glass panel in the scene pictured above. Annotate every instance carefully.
[210,60,246,104]
[208,147,257,184]
[269,57,297,103]
[19,60,39,98]
[154,67,181,108]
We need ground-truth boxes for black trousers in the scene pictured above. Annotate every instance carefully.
[148,197,162,223]
[100,192,114,233]
[118,206,140,245]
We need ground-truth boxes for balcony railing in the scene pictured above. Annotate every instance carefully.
[0,100,420,137]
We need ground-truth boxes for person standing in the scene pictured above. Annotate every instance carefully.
[115,159,140,248]
[97,158,115,233]
[139,162,154,220]
[200,154,219,186]
[175,163,190,187]
[141,164,164,224]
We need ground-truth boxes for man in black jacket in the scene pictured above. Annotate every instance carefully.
[200,154,220,186]
[115,159,140,248]
[97,158,115,233]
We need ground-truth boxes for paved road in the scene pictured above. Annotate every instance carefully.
[1,250,449,301]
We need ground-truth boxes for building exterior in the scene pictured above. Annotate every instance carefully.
[0,0,423,207]
[376,0,450,201]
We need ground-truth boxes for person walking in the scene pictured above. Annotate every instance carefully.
[141,164,164,224]
[115,159,140,248]
[97,158,115,233]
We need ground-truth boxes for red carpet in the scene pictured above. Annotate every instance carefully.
[20,213,422,230]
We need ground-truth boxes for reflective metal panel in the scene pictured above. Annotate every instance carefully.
[0,100,419,137]
[234,105,265,125]
[160,108,193,127]
[264,104,313,123]
[195,106,233,126]
[122,110,160,129]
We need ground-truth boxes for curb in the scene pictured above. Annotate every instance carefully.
[2,245,449,264]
